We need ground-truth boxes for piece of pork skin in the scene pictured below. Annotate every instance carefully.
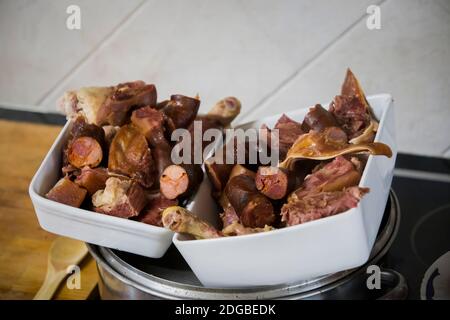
[292,156,361,200]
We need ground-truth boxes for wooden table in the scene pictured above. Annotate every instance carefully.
[0,119,98,300]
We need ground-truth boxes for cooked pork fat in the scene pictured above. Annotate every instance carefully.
[162,206,222,239]
[60,81,157,126]
[92,177,147,218]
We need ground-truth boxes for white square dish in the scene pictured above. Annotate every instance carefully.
[29,121,174,258]
[175,94,397,288]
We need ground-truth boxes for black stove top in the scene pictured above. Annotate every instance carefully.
[386,154,450,300]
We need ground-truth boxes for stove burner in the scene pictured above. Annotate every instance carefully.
[411,204,450,267]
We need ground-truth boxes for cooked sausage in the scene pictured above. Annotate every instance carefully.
[255,166,295,200]
[225,175,275,228]
[160,164,203,200]
[302,104,338,132]
[67,136,103,168]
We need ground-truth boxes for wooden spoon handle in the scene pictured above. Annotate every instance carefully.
[33,269,66,300]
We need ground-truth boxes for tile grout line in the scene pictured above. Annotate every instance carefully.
[238,0,389,122]
[441,145,450,157]
[35,0,149,107]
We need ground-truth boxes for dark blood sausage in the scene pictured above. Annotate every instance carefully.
[229,164,255,180]
[70,116,106,143]
[163,94,200,132]
[46,177,87,208]
[152,143,173,182]
[225,175,275,228]
[301,104,338,132]
[74,167,109,195]
[160,114,224,199]
[204,137,259,194]
[131,106,173,183]
[205,158,233,195]
[97,82,157,126]
[160,164,203,200]
[108,125,155,188]
[67,136,103,168]
[219,164,256,210]
[255,166,295,200]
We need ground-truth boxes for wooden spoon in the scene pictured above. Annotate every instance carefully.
[34,237,88,300]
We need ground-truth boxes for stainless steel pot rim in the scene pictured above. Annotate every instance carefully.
[88,190,400,300]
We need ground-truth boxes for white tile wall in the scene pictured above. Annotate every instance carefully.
[239,0,450,157]
[38,0,375,114]
[0,0,449,157]
[0,0,144,109]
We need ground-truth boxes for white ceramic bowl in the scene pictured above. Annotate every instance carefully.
[29,121,174,258]
[176,94,397,288]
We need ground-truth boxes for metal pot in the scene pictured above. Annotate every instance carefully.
[88,191,407,299]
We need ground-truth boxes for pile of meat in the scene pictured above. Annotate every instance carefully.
[161,69,392,239]
[46,80,241,227]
